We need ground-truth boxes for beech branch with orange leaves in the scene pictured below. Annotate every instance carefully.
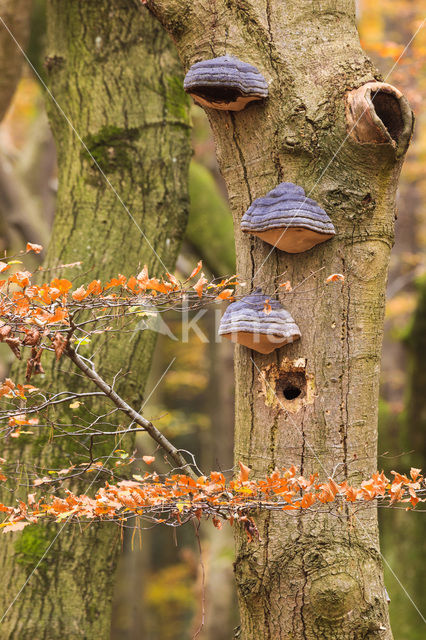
[0,245,424,538]
[0,462,424,536]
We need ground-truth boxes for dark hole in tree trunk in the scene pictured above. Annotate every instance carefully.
[371,91,404,143]
[283,385,302,400]
[192,86,242,103]
[277,370,307,402]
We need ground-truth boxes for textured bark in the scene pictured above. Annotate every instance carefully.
[146,1,413,638]
[0,0,32,121]
[0,2,190,638]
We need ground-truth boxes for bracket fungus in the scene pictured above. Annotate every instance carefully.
[218,290,301,354]
[241,182,335,253]
[346,82,414,156]
[183,55,268,111]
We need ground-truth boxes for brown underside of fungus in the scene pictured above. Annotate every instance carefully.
[183,55,268,111]
[241,182,335,253]
[218,290,301,354]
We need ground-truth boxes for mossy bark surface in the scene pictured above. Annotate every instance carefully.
[0,2,190,638]
[146,1,413,638]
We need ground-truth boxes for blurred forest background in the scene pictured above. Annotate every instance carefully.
[0,1,424,638]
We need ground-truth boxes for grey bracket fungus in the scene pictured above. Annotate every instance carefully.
[241,182,336,253]
[183,55,268,111]
[218,289,301,355]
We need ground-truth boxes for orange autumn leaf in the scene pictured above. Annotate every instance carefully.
[193,273,208,298]
[137,265,149,288]
[326,273,345,283]
[126,276,141,293]
[0,378,15,398]
[0,262,10,273]
[409,494,419,508]
[188,260,202,280]
[301,493,316,508]
[216,289,234,301]
[45,306,69,325]
[238,461,251,483]
[142,456,156,465]
[146,278,171,294]
[344,486,359,502]
[86,280,102,296]
[26,243,43,254]
[166,272,180,288]
[72,285,88,301]
[50,278,72,295]
[327,478,340,497]
[263,300,272,315]
[410,468,422,482]
[104,274,127,289]
[9,271,32,288]
[279,280,292,292]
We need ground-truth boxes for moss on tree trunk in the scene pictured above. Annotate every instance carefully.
[146,1,413,637]
[0,2,190,638]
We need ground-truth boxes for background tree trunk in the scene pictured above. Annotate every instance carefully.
[378,274,426,640]
[146,1,413,637]
[0,2,191,638]
[0,0,32,122]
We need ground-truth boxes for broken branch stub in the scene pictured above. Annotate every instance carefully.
[346,82,414,156]
[183,55,268,111]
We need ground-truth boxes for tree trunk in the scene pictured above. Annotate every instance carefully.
[146,1,413,638]
[406,277,426,467]
[0,2,190,638]
[385,275,426,636]
[0,0,32,121]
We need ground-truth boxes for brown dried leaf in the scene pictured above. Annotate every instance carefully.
[25,359,34,383]
[5,337,21,359]
[52,332,67,360]
[0,325,12,341]
[23,329,40,346]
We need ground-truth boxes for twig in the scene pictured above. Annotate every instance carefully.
[65,346,198,480]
